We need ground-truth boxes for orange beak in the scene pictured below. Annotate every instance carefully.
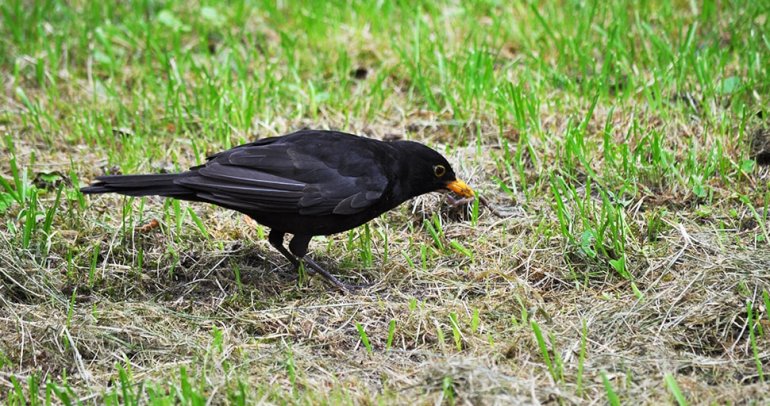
[446,179,474,198]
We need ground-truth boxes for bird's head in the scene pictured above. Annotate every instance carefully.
[395,141,475,199]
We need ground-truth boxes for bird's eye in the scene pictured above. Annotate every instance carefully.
[433,164,446,177]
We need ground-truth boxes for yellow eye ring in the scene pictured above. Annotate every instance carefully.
[433,164,446,177]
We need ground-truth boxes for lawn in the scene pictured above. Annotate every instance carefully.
[1,0,769,404]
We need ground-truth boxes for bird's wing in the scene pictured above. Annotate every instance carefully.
[175,141,388,216]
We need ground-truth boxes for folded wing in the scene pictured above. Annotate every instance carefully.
[175,138,387,216]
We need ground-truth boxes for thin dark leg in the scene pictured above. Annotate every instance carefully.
[268,230,319,285]
[289,234,371,292]
[301,256,372,291]
[268,230,299,267]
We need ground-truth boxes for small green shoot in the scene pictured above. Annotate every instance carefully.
[231,260,243,294]
[531,320,561,382]
[763,290,770,327]
[65,288,76,329]
[358,224,374,267]
[21,189,38,250]
[187,207,209,239]
[602,372,620,406]
[448,312,463,351]
[89,243,100,287]
[285,343,297,392]
[434,319,446,350]
[664,373,688,406]
[117,362,136,405]
[425,214,445,251]
[47,380,75,406]
[449,239,473,261]
[386,319,396,351]
[441,376,455,405]
[178,366,205,405]
[577,319,588,396]
[355,322,373,353]
[747,300,765,382]
[470,309,480,333]
[41,185,63,257]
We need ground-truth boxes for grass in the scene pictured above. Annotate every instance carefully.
[1,0,769,403]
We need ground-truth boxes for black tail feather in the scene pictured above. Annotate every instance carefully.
[81,173,195,199]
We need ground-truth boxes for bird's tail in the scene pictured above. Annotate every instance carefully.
[80,173,195,199]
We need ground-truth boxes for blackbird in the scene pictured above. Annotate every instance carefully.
[81,129,474,290]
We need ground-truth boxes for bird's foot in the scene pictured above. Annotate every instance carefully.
[301,257,373,292]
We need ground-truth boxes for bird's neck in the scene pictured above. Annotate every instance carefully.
[389,143,423,200]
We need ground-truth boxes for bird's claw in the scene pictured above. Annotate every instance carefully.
[300,257,372,292]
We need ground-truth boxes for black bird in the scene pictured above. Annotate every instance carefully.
[81,130,474,290]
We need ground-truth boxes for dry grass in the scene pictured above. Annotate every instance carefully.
[3,126,770,403]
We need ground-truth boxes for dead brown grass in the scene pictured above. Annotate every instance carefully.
[2,112,770,404]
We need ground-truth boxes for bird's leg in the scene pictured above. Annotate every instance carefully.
[289,234,370,292]
[268,231,300,268]
[268,230,315,284]
[301,257,372,292]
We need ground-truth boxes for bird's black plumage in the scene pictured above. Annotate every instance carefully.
[82,129,474,290]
